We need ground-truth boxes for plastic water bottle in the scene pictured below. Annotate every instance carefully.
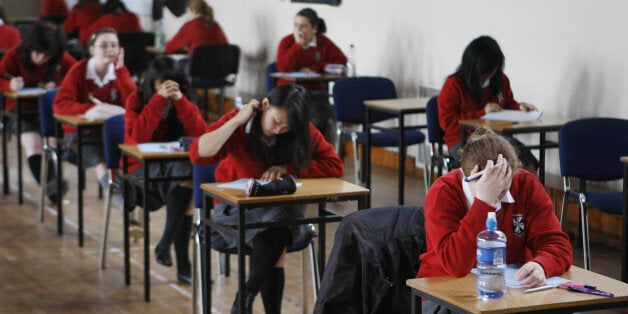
[476,212,507,299]
[154,20,166,49]
[346,44,356,77]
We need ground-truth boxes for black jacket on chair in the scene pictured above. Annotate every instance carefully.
[314,206,426,314]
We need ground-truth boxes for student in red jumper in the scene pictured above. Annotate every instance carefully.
[190,84,344,313]
[62,0,102,40]
[54,28,136,191]
[438,35,539,173]
[276,8,346,136]
[39,0,69,22]
[124,56,207,284]
[164,0,228,55]
[0,21,75,202]
[0,4,20,51]
[417,127,572,313]
[79,0,141,45]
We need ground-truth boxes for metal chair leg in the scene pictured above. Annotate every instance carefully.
[351,133,360,185]
[38,143,49,223]
[578,194,591,270]
[99,173,113,269]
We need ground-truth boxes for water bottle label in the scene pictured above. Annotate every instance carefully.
[477,247,505,265]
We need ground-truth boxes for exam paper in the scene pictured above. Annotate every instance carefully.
[472,265,570,288]
[217,178,302,189]
[137,141,181,153]
[481,109,543,122]
[17,87,46,96]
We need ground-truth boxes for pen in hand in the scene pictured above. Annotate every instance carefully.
[464,162,504,182]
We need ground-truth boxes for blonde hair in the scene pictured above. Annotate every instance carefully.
[188,0,214,27]
[458,127,521,177]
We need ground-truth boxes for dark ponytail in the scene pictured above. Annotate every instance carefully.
[297,7,326,34]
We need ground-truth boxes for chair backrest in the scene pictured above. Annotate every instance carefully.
[102,115,125,169]
[0,50,6,61]
[193,163,219,209]
[265,62,278,94]
[559,117,628,181]
[332,76,397,125]
[189,44,240,89]
[117,31,155,78]
[39,88,59,137]
[425,96,445,144]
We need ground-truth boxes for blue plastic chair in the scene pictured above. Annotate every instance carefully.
[333,77,429,193]
[559,117,628,270]
[37,88,60,222]
[191,164,320,310]
[425,96,455,186]
[265,62,278,94]
[99,114,126,269]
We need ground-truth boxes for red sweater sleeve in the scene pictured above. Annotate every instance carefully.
[0,47,20,92]
[173,95,208,137]
[276,35,305,72]
[54,60,95,115]
[164,21,193,54]
[125,93,168,144]
[114,66,137,104]
[317,35,347,70]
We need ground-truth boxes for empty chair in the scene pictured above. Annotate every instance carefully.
[117,31,155,81]
[425,96,454,186]
[332,76,429,193]
[559,117,628,270]
[265,61,278,94]
[189,44,240,119]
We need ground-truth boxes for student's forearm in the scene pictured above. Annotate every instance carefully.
[196,118,241,157]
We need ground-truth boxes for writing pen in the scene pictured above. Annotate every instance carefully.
[567,286,614,297]
[524,284,556,293]
[464,162,504,182]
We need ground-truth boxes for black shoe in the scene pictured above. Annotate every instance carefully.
[231,291,254,314]
[155,247,173,267]
[177,271,192,285]
[47,179,69,203]
[177,261,192,285]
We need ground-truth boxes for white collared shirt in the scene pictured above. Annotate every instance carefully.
[461,168,515,212]
[86,58,117,88]
[303,36,317,49]
[0,19,5,25]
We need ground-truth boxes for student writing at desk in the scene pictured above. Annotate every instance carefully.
[0,21,76,203]
[417,127,572,313]
[54,28,136,194]
[124,56,208,284]
[276,8,347,136]
[0,4,20,51]
[438,35,539,174]
[163,0,228,56]
[190,84,344,313]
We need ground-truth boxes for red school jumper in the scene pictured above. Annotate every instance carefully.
[0,24,21,51]
[164,18,228,55]
[79,12,142,45]
[62,1,102,40]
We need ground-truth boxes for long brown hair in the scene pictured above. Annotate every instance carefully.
[188,0,214,28]
[458,127,521,177]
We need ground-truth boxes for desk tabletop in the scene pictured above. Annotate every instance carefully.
[407,266,628,313]
[201,177,369,206]
[459,116,571,133]
[270,72,346,82]
[363,97,431,112]
[145,46,164,54]
[621,156,628,163]
[3,89,47,100]
[119,144,189,160]
[54,114,106,127]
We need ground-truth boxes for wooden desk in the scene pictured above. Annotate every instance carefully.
[53,114,106,245]
[363,97,430,208]
[407,266,628,313]
[119,144,191,302]
[270,72,346,83]
[622,156,628,283]
[200,178,369,314]
[459,117,570,185]
[2,90,47,203]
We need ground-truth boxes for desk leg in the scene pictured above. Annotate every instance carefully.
[16,101,23,204]
[538,131,547,185]
[365,108,372,209]
[55,121,64,235]
[202,193,211,314]
[143,165,150,302]
[77,127,84,247]
[123,156,131,285]
[238,207,246,312]
[410,289,422,314]
[2,114,8,195]
[622,163,628,283]
[318,202,327,278]
[398,113,405,205]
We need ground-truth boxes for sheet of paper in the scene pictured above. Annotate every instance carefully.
[472,265,571,288]
[481,109,543,122]
[17,87,46,96]
[280,72,321,78]
[217,178,302,189]
[137,141,181,153]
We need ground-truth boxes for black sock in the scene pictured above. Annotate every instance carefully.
[27,154,43,185]
[175,215,192,273]
[157,185,192,253]
[246,227,290,295]
[260,267,285,314]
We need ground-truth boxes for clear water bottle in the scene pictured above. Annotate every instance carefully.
[154,20,166,49]
[346,44,356,77]
[476,212,507,299]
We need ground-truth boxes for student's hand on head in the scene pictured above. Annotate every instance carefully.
[469,154,512,205]
[484,102,503,113]
[514,261,547,288]
[260,165,288,182]
[234,99,260,126]
[9,77,24,91]
[115,47,125,70]
[519,102,537,112]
